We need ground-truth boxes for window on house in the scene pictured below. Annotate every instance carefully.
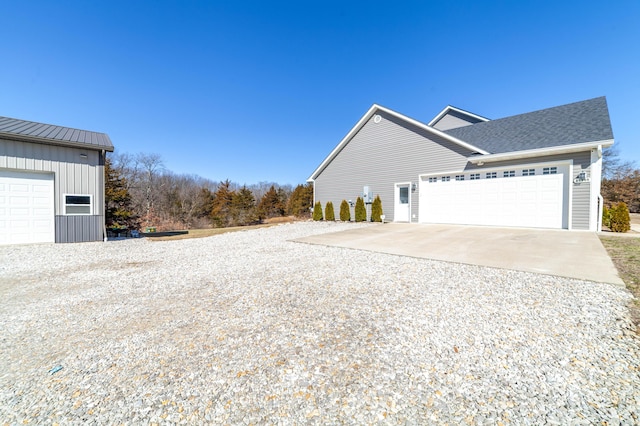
[442,176,451,182]
[543,167,557,175]
[486,172,497,179]
[503,170,515,177]
[470,173,480,180]
[522,169,535,176]
[64,194,92,215]
[399,186,409,204]
[428,177,437,183]
[455,175,465,181]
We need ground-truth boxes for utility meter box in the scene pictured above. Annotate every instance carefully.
[363,186,373,204]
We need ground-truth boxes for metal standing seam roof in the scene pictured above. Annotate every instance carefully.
[0,116,114,151]
[443,97,613,154]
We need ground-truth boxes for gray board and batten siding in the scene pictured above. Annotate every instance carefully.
[0,116,114,243]
[313,110,475,222]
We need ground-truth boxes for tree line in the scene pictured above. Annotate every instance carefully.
[105,152,313,231]
[601,145,640,213]
[105,146,638,232]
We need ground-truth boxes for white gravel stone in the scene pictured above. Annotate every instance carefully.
[1,221,639,424]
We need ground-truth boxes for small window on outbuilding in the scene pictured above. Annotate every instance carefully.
[64,194,92,215]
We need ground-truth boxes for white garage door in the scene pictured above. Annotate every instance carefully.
[419,165,568,229]
[0,170,55,245]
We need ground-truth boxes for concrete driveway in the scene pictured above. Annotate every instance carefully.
[294,223,624,285]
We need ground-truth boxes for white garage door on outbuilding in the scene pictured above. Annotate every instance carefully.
[0,170,55,245]
[419,164,570,229]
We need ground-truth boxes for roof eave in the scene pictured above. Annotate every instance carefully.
[427,105,490,127]
[308,104,489,181]
[0,132,115,152]
[467,139,614,164]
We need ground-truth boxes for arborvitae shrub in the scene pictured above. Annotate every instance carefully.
[355,197,366,222]
[602,206,611,229]
[325,201,335,221]
[340,200,350,222]
[312,201,323,221]
[371,195,383,222]
[609,202,630,232]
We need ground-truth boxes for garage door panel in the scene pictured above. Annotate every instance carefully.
[421,168,567,229]
[0,171,55,244]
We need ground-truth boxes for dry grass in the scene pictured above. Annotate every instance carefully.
[145,217,299,241]
[599,234,640,332]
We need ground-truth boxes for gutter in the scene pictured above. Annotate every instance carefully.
[467,139,614,164]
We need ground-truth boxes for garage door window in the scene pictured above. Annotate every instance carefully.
[522,169,535,176]
[64,194,92,215]
[470,173,480,180]
[486,172,497,179]
[543,167,557,175]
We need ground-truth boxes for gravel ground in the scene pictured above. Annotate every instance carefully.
[1,221,639,425]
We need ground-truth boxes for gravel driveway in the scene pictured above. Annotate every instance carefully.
[1,222,639,424]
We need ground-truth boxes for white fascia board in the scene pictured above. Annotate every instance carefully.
[307,104,489,181]
[427,105,490,127]
[0,132,115,152]
[467,139,615,164]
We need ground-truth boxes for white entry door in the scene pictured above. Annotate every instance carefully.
[394,183,410,222]
[0,170,55,245]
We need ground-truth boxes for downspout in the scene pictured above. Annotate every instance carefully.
[102,150,108,242]
[597,194,603,232]
[596,144,603,232]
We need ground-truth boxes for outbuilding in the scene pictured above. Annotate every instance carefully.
[0,116,114,244]
[308,97,614,231]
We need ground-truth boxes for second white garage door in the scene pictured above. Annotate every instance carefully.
[419,165,569,229]
[0,170,55,245]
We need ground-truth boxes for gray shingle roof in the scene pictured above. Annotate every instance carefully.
[0,116,114,151]
[443,97,613,154]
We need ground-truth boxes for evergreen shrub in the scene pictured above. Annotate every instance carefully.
[325,201,335,221]
[609,202,631,232]
[355,197,366,222]
[312,201,323,221]
[602,206,611,229]
[371,195,383,222]
[340,200,351,222]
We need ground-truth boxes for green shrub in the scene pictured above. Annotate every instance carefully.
[370,195,383,222]
[609,202,631,233]
[602,206,611,229]
[312,201,323,221]
[355,197,366,222]
[325,201,335,221]
[340,200,350,222]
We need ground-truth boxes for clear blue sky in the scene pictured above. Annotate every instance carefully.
[1,1,639,185]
